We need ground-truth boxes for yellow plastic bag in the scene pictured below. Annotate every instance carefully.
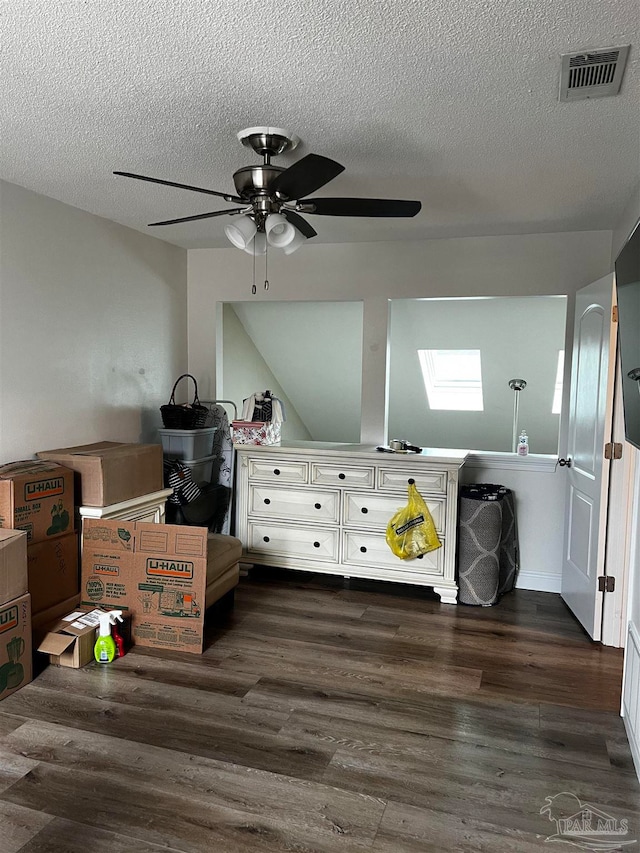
[386,480,442,560]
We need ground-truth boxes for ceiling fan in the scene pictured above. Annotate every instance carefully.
[114,126,421,255]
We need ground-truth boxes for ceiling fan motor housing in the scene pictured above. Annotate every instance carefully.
[234,127,301,224]
[232,164,285,200]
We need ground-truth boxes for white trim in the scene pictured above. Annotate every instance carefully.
[622,621,640,782]
[77,489,173,519]
[601,354,637,647]
[465,452,558,473]
[516,571,562,593]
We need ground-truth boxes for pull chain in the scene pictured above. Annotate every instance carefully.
[251,243,256,295]
[264,239,269,291]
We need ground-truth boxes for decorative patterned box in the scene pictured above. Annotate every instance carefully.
[232,421,282,446]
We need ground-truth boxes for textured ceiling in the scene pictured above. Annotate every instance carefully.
[1,0,639,249]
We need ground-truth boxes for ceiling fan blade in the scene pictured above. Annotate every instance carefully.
[282,209,317,239]
[304,198,421,217]
[114,171,242,203]
[270,154,345,200]
[148,208,245,227]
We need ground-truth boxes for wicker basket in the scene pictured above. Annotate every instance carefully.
[160,374,210,429]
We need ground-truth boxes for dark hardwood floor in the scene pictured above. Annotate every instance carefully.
[0,569,637,852]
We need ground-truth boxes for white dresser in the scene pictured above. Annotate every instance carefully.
[235,442,468,604]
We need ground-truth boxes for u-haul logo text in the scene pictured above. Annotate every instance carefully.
[146,559,194,579]
[0,605,18,634]
[94,564,119,576]
[24,477,64,501]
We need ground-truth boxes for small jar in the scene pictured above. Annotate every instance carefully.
[518,430,529,456]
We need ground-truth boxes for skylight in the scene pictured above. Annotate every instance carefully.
[552,350,564,414]
[418,349,484,411]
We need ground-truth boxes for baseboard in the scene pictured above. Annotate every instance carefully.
[623,715,640,785]
[515,571,562,593]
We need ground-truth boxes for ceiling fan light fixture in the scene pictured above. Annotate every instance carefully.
[243,231,267,256]
[115,126,422,265]
[265,213,296,247]
[224,215,257,249]
[282,228,306,255]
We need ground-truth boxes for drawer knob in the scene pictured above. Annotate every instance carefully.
[264,498,271,505]
[408,478,415,485]
[338,472,346,480]
[274,468,281,475]
[417,553,423,559]
[360,546,367,553]
[361,507,368,514]
[313,541,320,548]
[314,503,322,510]
[263,536,270,543]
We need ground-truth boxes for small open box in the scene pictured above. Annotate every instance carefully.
[37,608,104,668]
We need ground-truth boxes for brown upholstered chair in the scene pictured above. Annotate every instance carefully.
[205,533,242,610]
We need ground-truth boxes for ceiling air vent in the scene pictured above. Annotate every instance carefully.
[559,45,630,101]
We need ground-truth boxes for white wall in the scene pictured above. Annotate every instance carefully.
[221,304,311,441]
[189,231,612,416]
[461,458,565,592]
[0,181,187,462]
[612,180,640,264]
[188,230,612,589]
[388,297,566,453]
[619,182,640,770]
[228,301,363,442]
[623,449,640,776]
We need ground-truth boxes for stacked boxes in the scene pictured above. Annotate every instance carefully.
[0,530,32,700]
[36,442,164,506]
[0,446,174,673]
[0,529,28,605]
[27,534,80,614]
[0,460,75,544]
[0,461,78,623]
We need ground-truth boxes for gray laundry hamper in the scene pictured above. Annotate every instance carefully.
[457,484,519,605]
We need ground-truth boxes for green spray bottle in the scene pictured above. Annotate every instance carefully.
[94,610,123,663]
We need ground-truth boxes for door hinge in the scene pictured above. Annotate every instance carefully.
[598,575,615,593]
[604,442,623,460]
[612,305,618,322]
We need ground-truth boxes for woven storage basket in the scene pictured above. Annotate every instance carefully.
[160,374,209,429]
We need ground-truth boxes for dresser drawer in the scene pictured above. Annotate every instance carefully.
[377,468,448,495]
[342,530,444,575]
[249,485,339,523]
[247,521,339,562]
[311,463,374,489]
[247,458,309,484]
[343,491,445,533]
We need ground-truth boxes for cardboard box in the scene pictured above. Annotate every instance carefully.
[36,442,163,507]
[0,529,28,606]
[31,593,81,649]
[0,593,32,700]
[37,607,103,668]
[232,421,282,445]
[0,460,75,545]
[27,532,79,616]
[81,519,208,654]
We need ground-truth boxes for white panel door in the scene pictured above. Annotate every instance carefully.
[561,275,616,640]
